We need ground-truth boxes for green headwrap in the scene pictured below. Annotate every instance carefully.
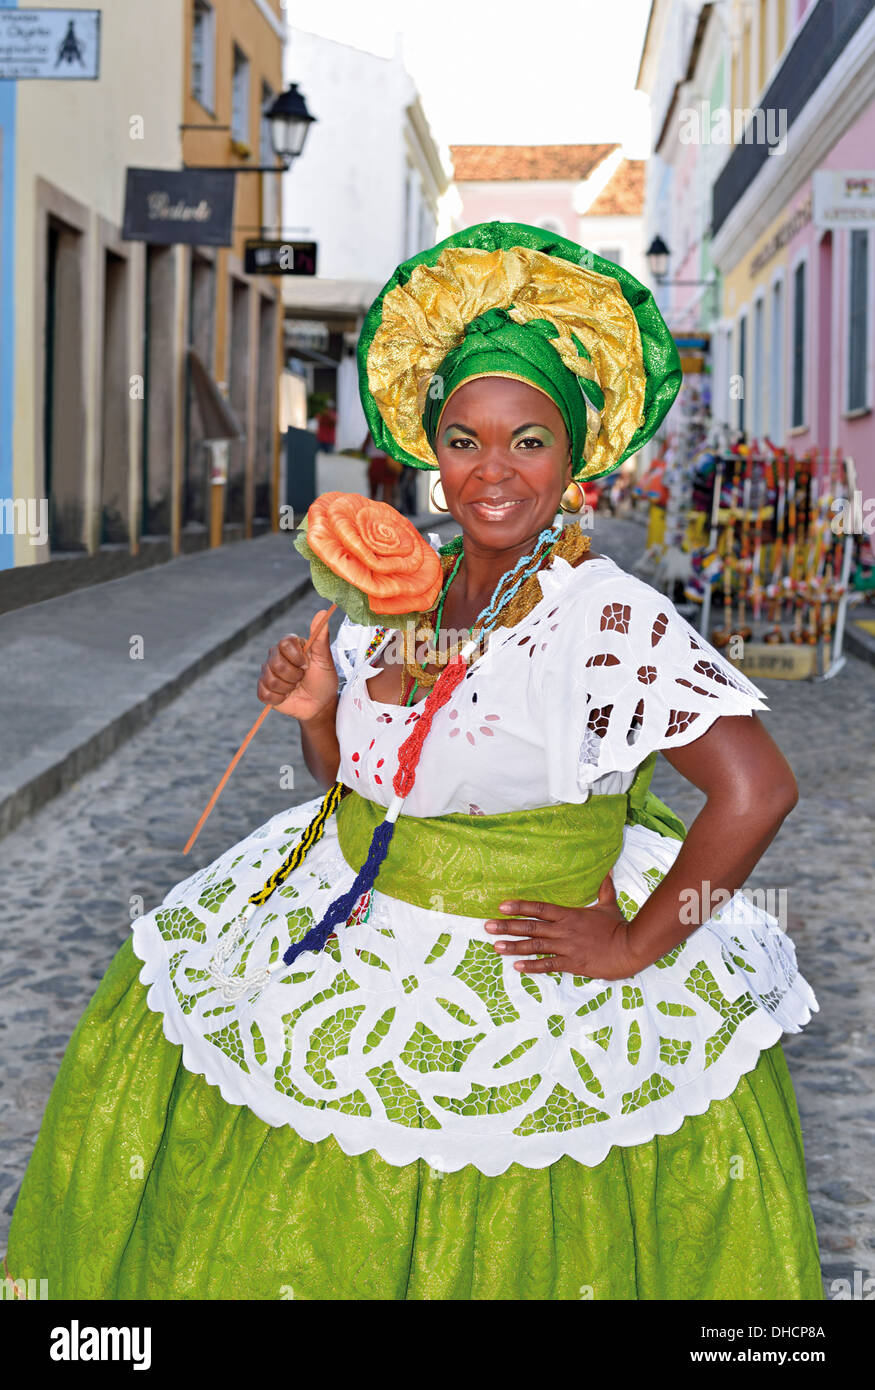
[358,220,682,481]
[420,305,603,466]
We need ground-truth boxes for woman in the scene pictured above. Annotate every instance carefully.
[5,222,822,1300]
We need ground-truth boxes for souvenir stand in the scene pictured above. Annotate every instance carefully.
[695,447,856,681]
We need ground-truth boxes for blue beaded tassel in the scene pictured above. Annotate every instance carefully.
[283,819,396,965]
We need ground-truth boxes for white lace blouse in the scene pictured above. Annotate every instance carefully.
[331,548,768,817]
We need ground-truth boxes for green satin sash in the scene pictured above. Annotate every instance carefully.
[625,750,686,842]
[334,753,685,918]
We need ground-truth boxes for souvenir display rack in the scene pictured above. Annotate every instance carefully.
[695,446,856,681]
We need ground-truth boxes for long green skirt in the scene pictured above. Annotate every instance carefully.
[6,934,824,1300]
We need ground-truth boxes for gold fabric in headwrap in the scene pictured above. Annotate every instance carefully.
[365,245,646,479]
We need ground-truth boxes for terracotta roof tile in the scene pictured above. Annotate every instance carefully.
[450,143,620,182]
[585,159,645,216]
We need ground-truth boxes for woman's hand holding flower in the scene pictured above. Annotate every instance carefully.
[257,609,339,723]
[485,874,644,981]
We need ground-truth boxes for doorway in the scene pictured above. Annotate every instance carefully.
[44,216,86,552]
[254,295,277,526]
[100,249,129,544]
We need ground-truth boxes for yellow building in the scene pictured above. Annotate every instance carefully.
[9,0,285,577]
[181,0,285,549]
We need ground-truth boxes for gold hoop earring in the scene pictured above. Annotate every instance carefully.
[429,476,450,512]
[559,479,586,513]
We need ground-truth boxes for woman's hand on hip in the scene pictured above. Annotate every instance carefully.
[256,609,338,723]
[484,873,643,981]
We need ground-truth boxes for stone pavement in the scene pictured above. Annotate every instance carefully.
[1,511,872,1299]
[0,512,441,840]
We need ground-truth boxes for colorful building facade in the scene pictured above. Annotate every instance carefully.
[638,0,875,500]
[1,0,287,578]
[711,0,875,496]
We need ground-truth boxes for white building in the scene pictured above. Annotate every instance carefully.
[280,28,457,459]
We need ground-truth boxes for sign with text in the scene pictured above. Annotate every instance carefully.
[0,8,100,80]
[122,168,235,247]
[813,169,875,228]
[727,643,816,680]
[244,239,318,276]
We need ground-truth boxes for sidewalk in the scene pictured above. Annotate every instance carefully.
[845,598,875,670]
[0,513,448,839]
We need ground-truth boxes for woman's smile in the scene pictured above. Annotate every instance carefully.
[467,497,529,521]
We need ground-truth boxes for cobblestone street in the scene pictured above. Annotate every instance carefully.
[1,514,873,1298]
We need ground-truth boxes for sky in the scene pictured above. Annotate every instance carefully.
[285,0,653,156]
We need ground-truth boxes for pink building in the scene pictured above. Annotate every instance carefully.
[450,145,647,283]
[709,0,875,501]
[778,101,875,497]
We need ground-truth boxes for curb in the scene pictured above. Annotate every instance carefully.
[0,513,451,842]
[844,623,875,671]
[0,574,314,842]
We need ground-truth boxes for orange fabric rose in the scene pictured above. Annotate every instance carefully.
[306,492,443,616]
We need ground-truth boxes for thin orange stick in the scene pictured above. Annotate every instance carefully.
[183,602,338,855]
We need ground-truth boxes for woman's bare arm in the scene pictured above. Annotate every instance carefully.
[299,701,341,791]
[624,713,798,970]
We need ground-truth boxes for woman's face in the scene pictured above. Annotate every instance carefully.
[433,376,573,548]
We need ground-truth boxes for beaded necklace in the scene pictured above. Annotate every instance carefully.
[401,551,464,705]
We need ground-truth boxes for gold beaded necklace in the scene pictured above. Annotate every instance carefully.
[400,521,591,695]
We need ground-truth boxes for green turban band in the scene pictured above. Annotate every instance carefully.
[420,305,602,468]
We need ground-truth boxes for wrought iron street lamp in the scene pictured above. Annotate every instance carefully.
[646,233,714,288]
[184,83,317,173]
[646,234,670,282]
[266,83,316,167]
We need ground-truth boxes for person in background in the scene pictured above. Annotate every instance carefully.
[363,432,390,503]
[316,399,337,452]
[398,460,418,517]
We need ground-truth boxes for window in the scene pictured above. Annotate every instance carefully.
[231,44,250,146]
[848,229,870,412]
[769,277,783,441]
[418,201,434,254]
[751,296,765,441]
[260,82,278,233]
[597,246,623,266]
[191,0,215,112]
[791,260,806,427]
[402,163,412,258]
[260,82,274,165]
[404,166,424,257]
[738,312,747,434]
